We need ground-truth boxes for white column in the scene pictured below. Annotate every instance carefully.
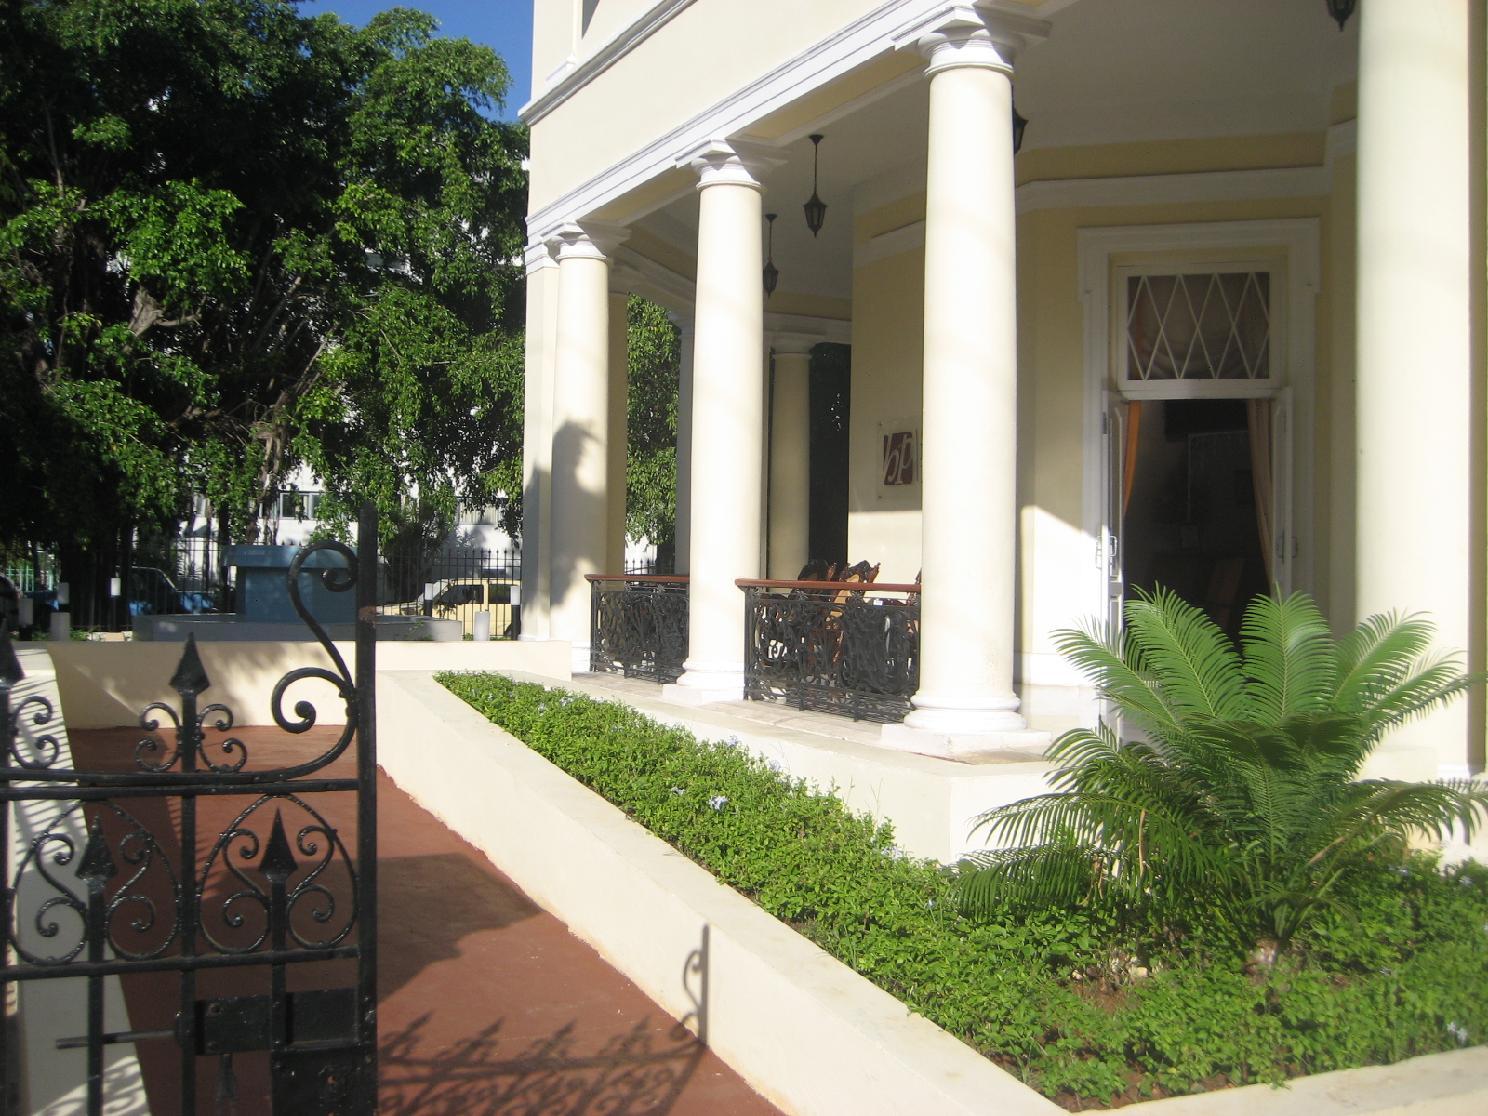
[1355,0,1476,777]
[520,240,559,640]
[547,222,625,674]
[767,335,815,579]
[606,289,630,574]
[670,312,694,574]
[883,13,1048,758]
[666,140,779,700]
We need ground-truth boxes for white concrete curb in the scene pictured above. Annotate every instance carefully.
[376,672,1488,1116]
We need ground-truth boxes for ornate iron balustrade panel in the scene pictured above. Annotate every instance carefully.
[588,576,689,684]
[740,582,920,723]
[1,505,380,1115]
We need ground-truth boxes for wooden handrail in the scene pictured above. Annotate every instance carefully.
[585,573,689,583]
[734,578,920,594]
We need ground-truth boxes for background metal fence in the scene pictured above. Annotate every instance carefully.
[375,547,523,640]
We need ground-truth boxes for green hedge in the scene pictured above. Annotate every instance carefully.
[440,672,1488,1107]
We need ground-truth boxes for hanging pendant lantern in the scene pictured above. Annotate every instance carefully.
[1012,102,1028,155]
[1325,0,1355,31]
[763,213,779,297]
[803,134,827,237]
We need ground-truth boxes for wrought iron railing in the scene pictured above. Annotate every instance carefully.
[587,574,689,683]
[738,578,920,723]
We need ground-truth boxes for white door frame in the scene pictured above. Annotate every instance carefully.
[1077,219,1320,626]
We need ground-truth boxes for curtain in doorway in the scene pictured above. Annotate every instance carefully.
[1122,401,1142,515]
[1246,399,1274,584]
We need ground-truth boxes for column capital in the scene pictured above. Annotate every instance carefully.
[893,4,1049,76]
[547,220,630,263]
[769,333,820,358]
[679,138,785,192]
[524,238,557,275]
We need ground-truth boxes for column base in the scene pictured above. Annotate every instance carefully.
[567,643,592,676]
[880,720,1050,762]
[662,659,746,704]
[881,698,1049,762]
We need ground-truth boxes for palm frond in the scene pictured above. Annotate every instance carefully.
[1317,779,1488,854]
[1052,623,1183,738]
[1123,587,1248,720]
[1334,612,1436,712]
[1355,654,1482,741]
[1241,591,1337,720]
[958,842,1111,916]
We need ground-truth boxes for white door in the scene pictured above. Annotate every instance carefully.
[1270,387,1294,594]
[1100,392,1128,640]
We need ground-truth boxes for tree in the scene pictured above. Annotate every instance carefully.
[959,588,1488,957]
[624,295,679,560]
[0,0,527,613]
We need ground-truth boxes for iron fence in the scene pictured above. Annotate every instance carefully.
[739,578,920,723]
[587,575,689,683]
[376,547,522,640]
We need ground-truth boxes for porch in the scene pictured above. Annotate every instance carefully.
[521,0,1484,781]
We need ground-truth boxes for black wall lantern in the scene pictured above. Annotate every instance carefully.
[763,212,779,297]
[803,134,827,237]
[1325,0,1355,31]
[1012,102,1027,155]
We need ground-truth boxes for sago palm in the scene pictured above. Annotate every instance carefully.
[960,587,1488,954]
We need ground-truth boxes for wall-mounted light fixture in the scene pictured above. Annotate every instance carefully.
[763,213,779,297]
[803,134,827,237]
[1325,0,1355,31]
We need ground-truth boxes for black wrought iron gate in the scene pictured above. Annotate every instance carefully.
[1,507,379,1114]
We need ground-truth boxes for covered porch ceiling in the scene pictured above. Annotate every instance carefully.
[615,0,1356,307]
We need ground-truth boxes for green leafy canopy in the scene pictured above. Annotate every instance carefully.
[0,0,528,560]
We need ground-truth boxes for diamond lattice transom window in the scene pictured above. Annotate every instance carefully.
[1125,272,1271,381]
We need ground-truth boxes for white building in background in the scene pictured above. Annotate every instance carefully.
[517,0,1484,781]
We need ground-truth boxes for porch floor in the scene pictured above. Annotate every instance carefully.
[526,671,1055,864]
[67,727,782,1116]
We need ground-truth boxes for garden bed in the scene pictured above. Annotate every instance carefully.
[436,672,1488,1110]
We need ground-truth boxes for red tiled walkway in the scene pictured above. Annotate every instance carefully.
[69,727,781,1115]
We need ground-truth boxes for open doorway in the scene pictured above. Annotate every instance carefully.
[1121,398,1270,640]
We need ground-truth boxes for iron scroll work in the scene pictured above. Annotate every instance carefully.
[1,504,379,1114]
[740,579,920,723]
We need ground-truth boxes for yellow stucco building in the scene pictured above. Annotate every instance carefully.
[518,0,1486,782]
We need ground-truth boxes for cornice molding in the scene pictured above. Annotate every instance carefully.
[520,0,699,126]
[527,0,941,242]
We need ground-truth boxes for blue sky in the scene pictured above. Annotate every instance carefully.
[296,0,533,121]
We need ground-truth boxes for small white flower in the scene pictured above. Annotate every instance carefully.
[926,898,936,909]
[1447,1021,1469,1046]
[708,794,729,810]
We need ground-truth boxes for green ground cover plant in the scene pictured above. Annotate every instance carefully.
[439,667,1488,1108]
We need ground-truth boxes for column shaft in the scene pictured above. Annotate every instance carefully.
[672,317,695,574]
[883,22,1047,756]
[670,144,771,697]
[548,233,612,672]
[1355,0,1475,773]
[520,250,559,640]
[606,290,630,574]
[768,340,814,578]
